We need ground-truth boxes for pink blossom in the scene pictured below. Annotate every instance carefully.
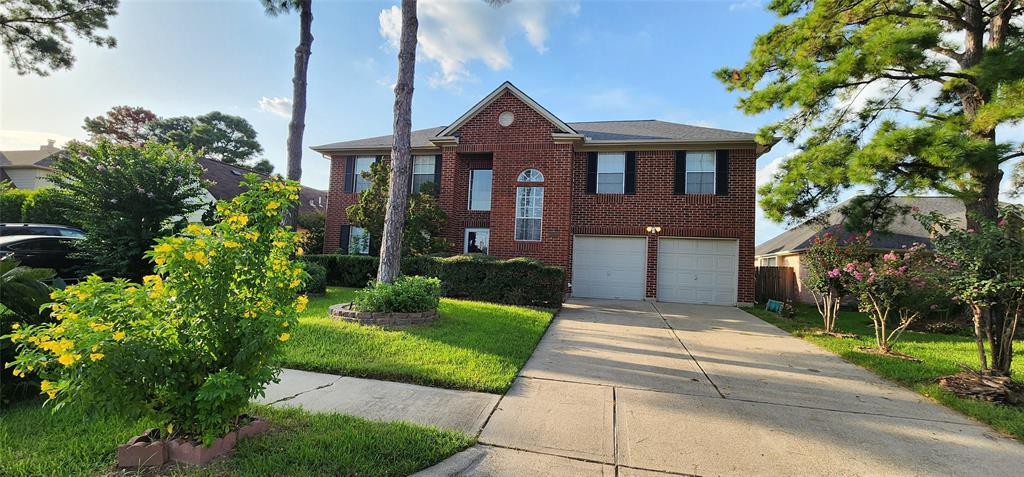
[866,230,873,237]
[998,219,1007,227]
[882,251,898,262]
[853,271,864,281]
[844,262,856,272]
[967,228,975,233]
[911,206,920,213]
[827,269,841,278]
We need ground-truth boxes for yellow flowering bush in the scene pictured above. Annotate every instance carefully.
[5,175,307,444]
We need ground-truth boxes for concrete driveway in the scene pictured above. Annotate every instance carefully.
[416,299,1024,477]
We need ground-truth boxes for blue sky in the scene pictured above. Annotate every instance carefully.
[2,1,1019,244]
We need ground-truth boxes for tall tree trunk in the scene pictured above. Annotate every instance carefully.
[284,0,313,227]
[377,0,418,284]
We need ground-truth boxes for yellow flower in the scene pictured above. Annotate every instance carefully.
[12,368,25,378]
[89,322,111,332]
[281,321,289,327]
[53,326,65,335]
[183,251,194,260]
[295,295,309,312]
[58,353,80,366]
[195,239,206,247]
[289,279,300,289]
[50,291,59,300]
[224,241,241,248]
[112,331,126,341]
[75,291,90,300]
[10,323,19,330]
[40,380,53,391]
[154,256,166,266]
[90,353,104,361]
[208,249,217,257]
[154,244,174,253]
[278,333,290,342]
[273,241,286,248]
[267,201,280,210]
[296,247,304,256]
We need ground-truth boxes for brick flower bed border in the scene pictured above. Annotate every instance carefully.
[328,302,438,326]
[117,418,269,468]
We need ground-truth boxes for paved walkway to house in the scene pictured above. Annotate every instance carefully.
[257,368,500,435]
[415,299,1024,477]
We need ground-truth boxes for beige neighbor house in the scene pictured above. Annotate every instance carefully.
[0,141,62,190]
[754,196,965,304]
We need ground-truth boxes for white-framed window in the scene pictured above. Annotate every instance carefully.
[517,169,544,182]
[685,151,716,195]
[354,156,376,193]
[469,169,492,211]
[464,228,490,254]
[759,257,777,266]
[349,226,369,255]
[597,152,625,194]
[412,155,436,193]
[515,186,543,241]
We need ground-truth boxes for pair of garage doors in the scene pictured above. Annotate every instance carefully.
[571,235,738,305]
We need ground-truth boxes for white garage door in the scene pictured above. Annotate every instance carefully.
[657,238,738,305]
[572,236,646,300]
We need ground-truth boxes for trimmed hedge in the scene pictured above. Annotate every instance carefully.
[0,187,78,227]
[301,254,565,307]
[0,188,31,222]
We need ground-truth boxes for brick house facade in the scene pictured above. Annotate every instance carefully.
[313,82,773,305]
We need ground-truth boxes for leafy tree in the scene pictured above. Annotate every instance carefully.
[262,0,313,227]
[921,206,1023,376]
[0,259,58,405]
[347,159,448,257]
[719,0,1024,231]
[296,209,324,253]
[46,141,207,281]
[801,232,870,333]
[0,0,119,75]
[83,106,157,144]
[148,111,269,171]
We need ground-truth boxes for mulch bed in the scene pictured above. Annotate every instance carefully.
[938,366,1024,406]
[855,346,922,362]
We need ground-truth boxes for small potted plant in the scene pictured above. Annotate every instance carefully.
[6,175,308,468]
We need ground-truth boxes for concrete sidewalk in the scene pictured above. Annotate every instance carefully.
[258,368,500,435]
[416,299,1024,477]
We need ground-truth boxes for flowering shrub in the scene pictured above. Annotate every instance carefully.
[919,206,1024,376]
[354,275,441,313]
[843,243,939,353]
[802,232,870,333]
[5,175,308,444]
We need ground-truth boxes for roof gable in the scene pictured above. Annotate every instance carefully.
[436,81,577,138]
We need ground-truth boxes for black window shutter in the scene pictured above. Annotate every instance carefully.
[433,154,443,196]
[716,149,730,196]
[339,224,351,254]
[586,152,598,194]
[673,151,687,195]
[343,156,355,193]
[624,152,637,195]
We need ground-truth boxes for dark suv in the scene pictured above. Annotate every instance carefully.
[0,223,85,238]
[0,235,87,280]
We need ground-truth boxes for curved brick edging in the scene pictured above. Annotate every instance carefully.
[328,303,439,326]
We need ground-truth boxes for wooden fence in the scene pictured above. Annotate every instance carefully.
[755,266,796,304]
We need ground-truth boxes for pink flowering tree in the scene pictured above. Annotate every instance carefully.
[844,244,939,353]
[801,232,870,333]
[920,207,1024,376]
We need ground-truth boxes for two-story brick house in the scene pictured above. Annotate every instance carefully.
[313,82,773,305]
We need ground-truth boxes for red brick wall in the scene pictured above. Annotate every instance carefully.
[323,155,359,253]
[570,149,757,303]
[439,91,573,269]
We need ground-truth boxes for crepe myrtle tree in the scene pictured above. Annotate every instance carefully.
[920,206,1024,376]
[801,232,870,333]
[719,0,1024,232]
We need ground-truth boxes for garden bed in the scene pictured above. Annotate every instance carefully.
[328,302,438,326]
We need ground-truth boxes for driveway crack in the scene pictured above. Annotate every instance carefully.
[651,302,725,398]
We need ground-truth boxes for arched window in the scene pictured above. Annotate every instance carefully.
[517,169,544,182]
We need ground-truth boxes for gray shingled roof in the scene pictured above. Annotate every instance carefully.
[0,147,61,168]
[755,196,966,256]
[197,157,327,214]
[311,120,756,151]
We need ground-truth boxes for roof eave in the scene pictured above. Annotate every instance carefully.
[577,138,761,151]
[310,144,442,158]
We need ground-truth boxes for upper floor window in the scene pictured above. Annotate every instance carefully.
[354,156,375,193]
[685,151,716,195]
[515,186,543,241]
[517,169,544,182]
[469,169,492,211]
[596,153,625,194]
[412,155,436,193]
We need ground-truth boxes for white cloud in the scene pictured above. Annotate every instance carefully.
[756,151,794,187]
[0,130,76,150]
[729,0,762,11]
[258,96,293,119]
[378,0,579,86]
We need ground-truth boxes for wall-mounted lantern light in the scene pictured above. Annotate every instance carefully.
[645,226,662,234]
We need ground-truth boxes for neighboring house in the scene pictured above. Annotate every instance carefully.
[0,140,61,190]
[196,157,327,216]
[754,196,965,303]
[313,82,775,305]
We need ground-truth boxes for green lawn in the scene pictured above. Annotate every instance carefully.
[0,401,473,477]
[280,287,555,394]
[745,304,1024,440]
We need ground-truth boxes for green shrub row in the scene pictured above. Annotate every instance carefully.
[0,186,79,226]
[300,254,565,307]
